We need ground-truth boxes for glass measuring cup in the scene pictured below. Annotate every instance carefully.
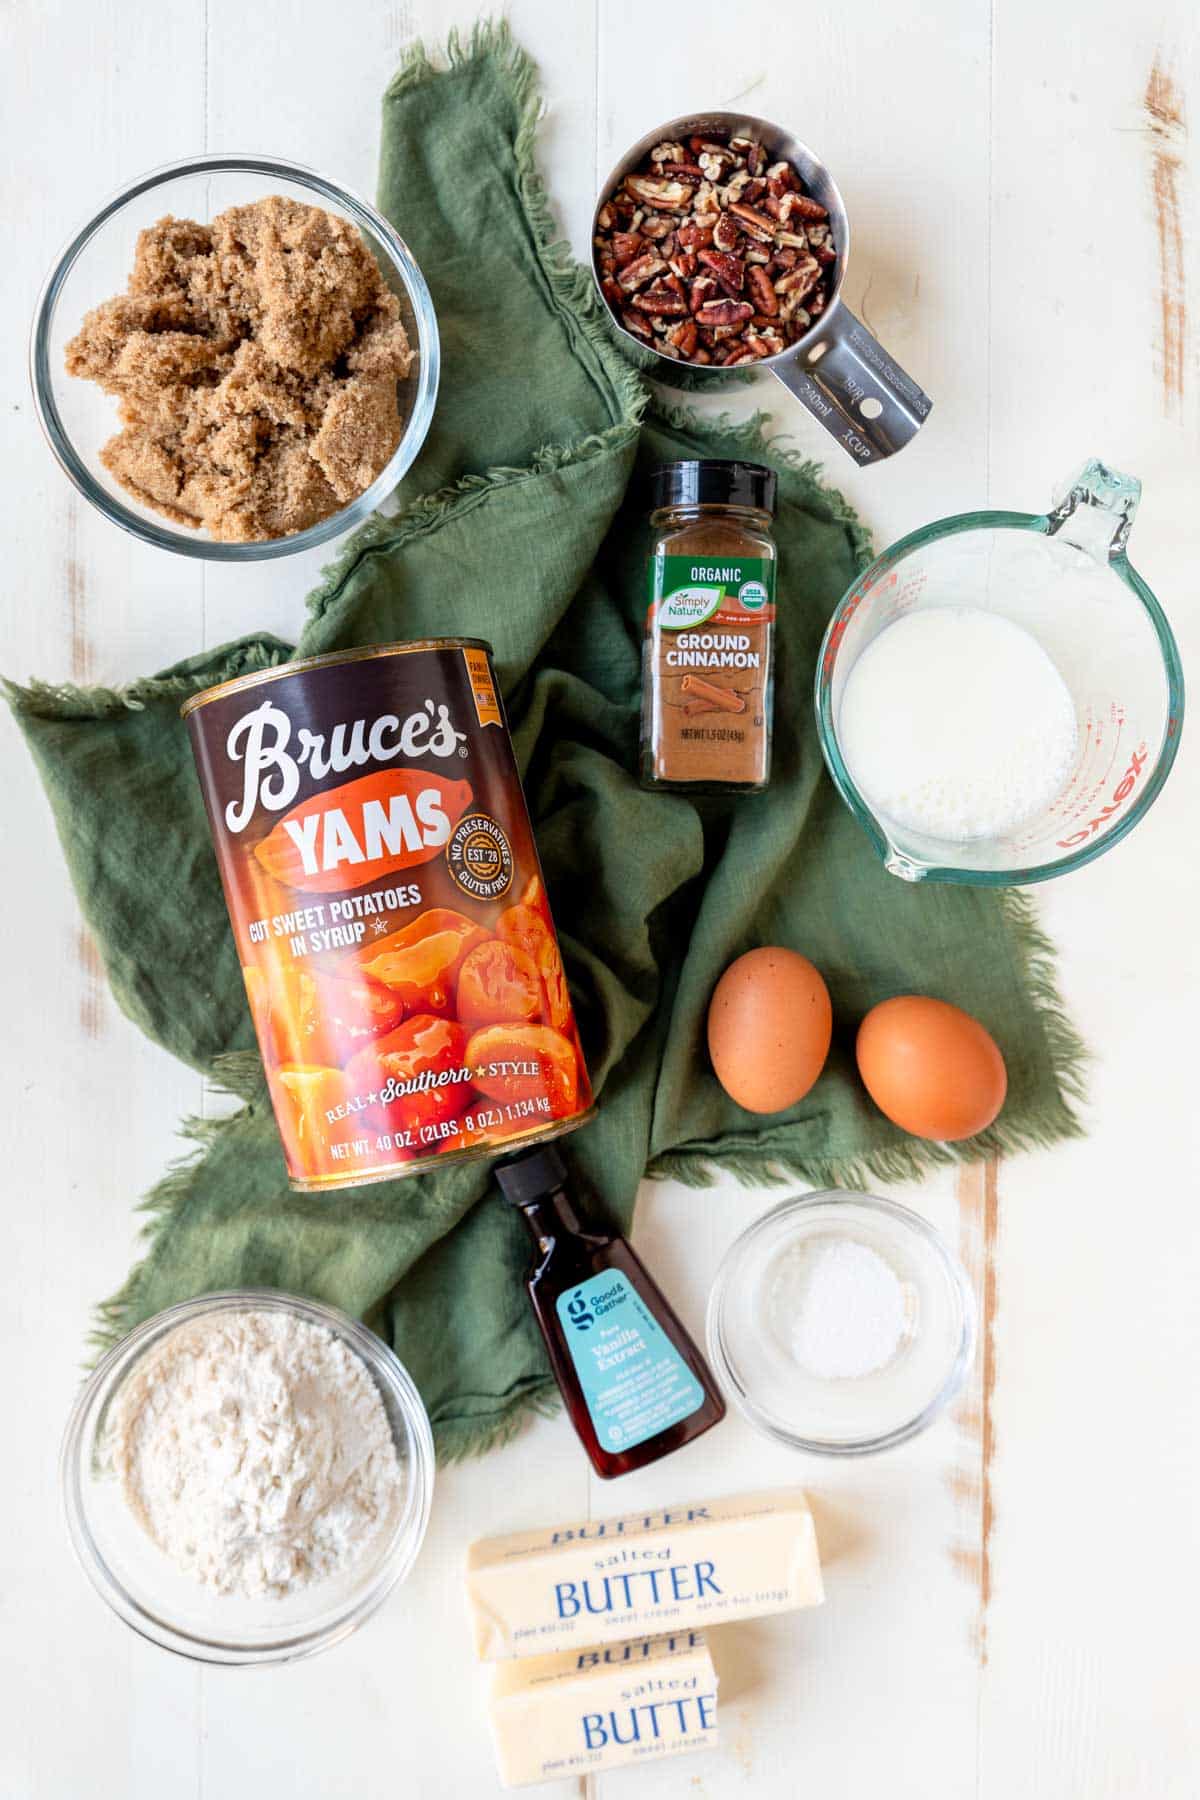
[815,460,1184,884]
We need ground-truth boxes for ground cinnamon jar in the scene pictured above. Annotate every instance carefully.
[639,460,778,792]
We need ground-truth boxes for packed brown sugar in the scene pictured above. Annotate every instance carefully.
[65,196,414,542]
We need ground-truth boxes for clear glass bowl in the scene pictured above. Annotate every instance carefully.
[30,154,440,561]
[707,1192,976,1455]
[60,1291,436,1665]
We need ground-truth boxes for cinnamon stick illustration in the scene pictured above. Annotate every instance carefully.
[679,673,746,714]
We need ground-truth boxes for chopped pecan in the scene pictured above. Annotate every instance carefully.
[775,254,822,301]
[611,231,645,265]
[666,318,699,357]
[711,211,742,253]
[689,275,717,314]
[767,161,799,191]
[638,215,673,242]
[668,251,698,280]
[697,248,745,296]
[676,220,714,250]
[727,202,777,243]
[649,140,684,165]
[695,298,754,328]
[620,308,653,341]
[721,168,754,206]
[790,194,828,221]
[617,253,667,291]
[693,182,721,217]
[596,202,615,230]
[746,265,778,316]
[633,278,688,317]
[600,276,622,308]
[624,175,694,210]
[694,151,734,182]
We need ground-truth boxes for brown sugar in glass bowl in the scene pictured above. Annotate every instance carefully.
[31,155,440,562]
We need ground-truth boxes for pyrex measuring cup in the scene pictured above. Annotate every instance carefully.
[591,112,932,465]
[815,460,1184,884]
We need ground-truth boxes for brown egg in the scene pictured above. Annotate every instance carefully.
[856,996,1007,1141]
[707,947,832,1114]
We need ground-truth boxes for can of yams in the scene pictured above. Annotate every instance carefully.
[183,639,594,1191]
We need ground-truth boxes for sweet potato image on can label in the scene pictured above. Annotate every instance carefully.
[457,940,543,1030]
[254,768,474,893]
[354,907,488,1012]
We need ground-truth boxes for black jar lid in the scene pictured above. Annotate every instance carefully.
[650,459,777,515]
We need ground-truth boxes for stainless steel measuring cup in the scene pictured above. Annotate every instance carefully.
[591,111,933,465]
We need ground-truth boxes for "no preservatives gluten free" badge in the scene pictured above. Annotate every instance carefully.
[446,812,514,900]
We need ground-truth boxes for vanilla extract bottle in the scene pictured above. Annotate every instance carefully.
[495,1144,725,1477]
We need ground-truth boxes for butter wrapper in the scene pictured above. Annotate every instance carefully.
[488,1630,717,1788]
[467,1487,822,1661]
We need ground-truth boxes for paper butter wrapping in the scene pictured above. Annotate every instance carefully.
[467,1488,823,1661]
[488,1629,718,1788]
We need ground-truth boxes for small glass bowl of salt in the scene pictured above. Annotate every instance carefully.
[706,1192,976,1455]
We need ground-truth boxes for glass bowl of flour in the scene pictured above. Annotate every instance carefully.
[61,1291,435,1664]
[707,1192,976,1455]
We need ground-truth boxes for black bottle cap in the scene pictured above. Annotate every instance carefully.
[494,1143,568,1206]
[650,459,777,515]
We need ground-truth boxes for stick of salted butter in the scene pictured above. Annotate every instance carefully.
[488,1630,718,1788]
[467,1487,822,1661]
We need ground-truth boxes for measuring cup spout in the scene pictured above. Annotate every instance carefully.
[883,847,929,884]
[1044,458,1142,564]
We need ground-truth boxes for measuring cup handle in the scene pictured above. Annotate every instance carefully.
[769,301,932,464]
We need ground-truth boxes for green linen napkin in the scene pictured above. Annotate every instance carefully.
[8,23,1084,1458]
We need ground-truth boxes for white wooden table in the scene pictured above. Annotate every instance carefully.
[3,2,1198,1795]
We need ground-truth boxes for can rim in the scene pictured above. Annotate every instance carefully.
[180,638,497,719]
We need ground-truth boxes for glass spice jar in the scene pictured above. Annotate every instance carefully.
[639,460,778,792]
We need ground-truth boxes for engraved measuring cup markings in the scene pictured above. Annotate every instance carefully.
[592,112,933,464]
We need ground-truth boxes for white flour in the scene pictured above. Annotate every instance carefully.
[837,606,1078,842]
[771,1238,909,1380]
[109,1309,402,1599]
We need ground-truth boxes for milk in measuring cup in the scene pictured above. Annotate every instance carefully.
[837,607,1078,843]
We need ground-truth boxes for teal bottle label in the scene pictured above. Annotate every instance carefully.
[556,1271,705,1452]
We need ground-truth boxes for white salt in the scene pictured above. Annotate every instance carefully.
[773,1238,908,1380]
